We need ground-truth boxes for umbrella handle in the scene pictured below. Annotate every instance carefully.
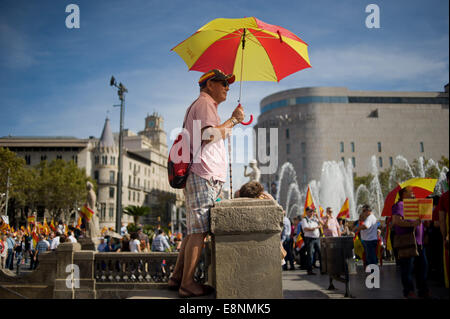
[236,104,253,125]
[241,115,253,126]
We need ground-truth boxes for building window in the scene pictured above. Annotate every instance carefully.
[302,157,307,169]
[129,162,132,170]
[340,142,344,153]
[72,155,78,164]
[377,142,382,153]
[301,142,306,153]
[420,142,424,153]
[109,206,114,218]
[110,156,115,165]
[351,142,355,153]
[379,157,383,168]
[128,190,131,201]
[266,145,270,155]
[56,155,62,160]
[137,192,140,202]
[100,203,106,219]
[138,178,140,187]
[133,192,136,202]
[286,144,290,155]
[352,157,356,168]
[25,155,31,165]
[341,157,345,163]
[286,128,290,139]
[302,173,307,184]
[40,155,47,161]
[109,187,114,199]
[389,157,393,167]
[94,171,99,181]
[109,171,115,183]
[95,156,99,165]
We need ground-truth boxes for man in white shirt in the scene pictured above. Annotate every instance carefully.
[355,204,379,266]
[301,206,325,275]
[50,232,61,251]
[67,231,77,243]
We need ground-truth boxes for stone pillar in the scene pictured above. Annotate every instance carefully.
[210,198,284,299]
[73,251,96,299]
[53,242,81,299]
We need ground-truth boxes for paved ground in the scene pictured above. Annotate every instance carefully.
[9,258,450,299]
[282,261,449,299]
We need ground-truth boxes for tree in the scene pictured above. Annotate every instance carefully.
[123,205,151,226]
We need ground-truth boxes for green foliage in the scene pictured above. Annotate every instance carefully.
[123,205,151,225]
[0,148,93,222]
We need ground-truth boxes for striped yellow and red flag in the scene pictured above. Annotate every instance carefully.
[31,229,39,247]
[27,225,31,236]
[303,186,316,217]
[76,216,82,230]
[43,218,50,235]
[295,232,304,249]
[337,198,350,219]
[27,215,35,224]
[319,206,324,218]
[80,205,95,222]
[101,226,108,234]
[385,217,392,251]
[50,218,56,232]
[0,220,8,232]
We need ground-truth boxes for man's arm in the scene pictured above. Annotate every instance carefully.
[202,105,245,142]
[392,215,420,228]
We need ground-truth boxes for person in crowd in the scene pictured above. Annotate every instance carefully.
[67,230,77,243]
[34,234,49,269]
[97,238,108,252]
[137,227,150,252]
[14,235,25,275]
[50,231,61,251]
[119,234,131,252]
[355,205,379,266]
[120,223,128,236]
[392,186,430,299]
[301,206,324,275]
[152,229,172,252]
[438,171,449,290]
[338,218,353,236]
[0,234,8,269]
[322,207,341,237]
[281,211,295,271]
[129,232,141,252]
[5,232,15,270]
[238,181,275,200]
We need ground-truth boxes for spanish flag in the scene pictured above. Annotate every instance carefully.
[64,224,68,235]
[27,215,35,224]
[31,229,39,247]
[337,198,350,219]
[43,218,50,235]
[76,216,82,230]
[385,217,392,252]
[50,218,56,232]
[0,220,8,232]
[296,232,305,249]
[319,206,324,218]
[303,186,316,216]
[101,226,108,234]
[80,205,95,222]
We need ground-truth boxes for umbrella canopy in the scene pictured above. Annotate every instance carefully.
[381,177,437,217]
[172,17,311,82]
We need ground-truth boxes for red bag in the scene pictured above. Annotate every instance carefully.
[167,99,199,189]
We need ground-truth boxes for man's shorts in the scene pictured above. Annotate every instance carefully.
[184,173,223,235]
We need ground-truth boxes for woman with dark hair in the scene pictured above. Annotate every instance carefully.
[238,181,274,200]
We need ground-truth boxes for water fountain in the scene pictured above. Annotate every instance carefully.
[275,155,448,220]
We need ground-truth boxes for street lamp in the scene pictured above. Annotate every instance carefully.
[110,76,128,232]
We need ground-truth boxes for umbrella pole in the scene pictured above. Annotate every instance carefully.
[229,29,246,200]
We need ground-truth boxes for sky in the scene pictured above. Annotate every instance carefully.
[0,0,449,191]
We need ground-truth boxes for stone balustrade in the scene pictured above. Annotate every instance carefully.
[1,198,283,299]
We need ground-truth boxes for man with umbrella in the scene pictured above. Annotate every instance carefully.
[168,69,244,297]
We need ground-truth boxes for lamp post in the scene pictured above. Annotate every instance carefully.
[110,76,127,232]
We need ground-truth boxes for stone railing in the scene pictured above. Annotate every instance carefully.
[1,198,283,299]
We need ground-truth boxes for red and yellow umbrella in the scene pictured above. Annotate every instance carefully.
[381,177,437,217]
[172,17,311,83]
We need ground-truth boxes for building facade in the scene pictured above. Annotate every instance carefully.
[0,113,184,229]
[255,84,449,190]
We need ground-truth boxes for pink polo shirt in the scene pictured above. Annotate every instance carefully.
[184,92,227,182]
